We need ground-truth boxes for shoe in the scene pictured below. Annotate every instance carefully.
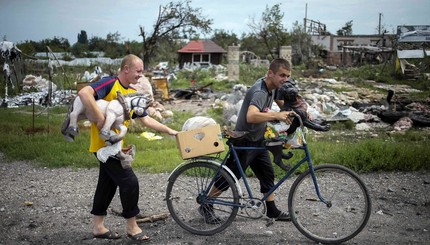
[273,211,291,222]
[267,210,291,221]
[198,204,222,224]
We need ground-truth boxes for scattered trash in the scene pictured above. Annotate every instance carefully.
[140,132,163,141]
[24,201,33,206]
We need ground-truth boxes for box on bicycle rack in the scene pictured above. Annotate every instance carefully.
[176,124,225,159]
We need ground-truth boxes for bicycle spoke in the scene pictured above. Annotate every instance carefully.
[166,160,239,235]
[289,165,371,244]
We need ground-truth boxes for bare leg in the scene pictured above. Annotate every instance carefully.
[266,193,275,202]
[208,185,222,197]
[126,217,142,236]
[92,215,109,236]
[126,217,150,240]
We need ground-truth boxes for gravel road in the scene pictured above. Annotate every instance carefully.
[0,152,429,245]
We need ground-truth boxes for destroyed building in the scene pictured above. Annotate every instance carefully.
[395,25,430,79]
[311,33,396,66]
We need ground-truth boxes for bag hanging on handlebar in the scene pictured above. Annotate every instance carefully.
[264,122,306,149]
[283,127,306,149]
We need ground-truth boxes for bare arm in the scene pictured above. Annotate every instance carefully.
[246,105,293,124]
[137,116,178,136]
[77,86,105,129]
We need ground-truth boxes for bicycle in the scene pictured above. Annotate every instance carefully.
[166,116,371,244]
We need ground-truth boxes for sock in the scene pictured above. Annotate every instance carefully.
[266,201,281,218]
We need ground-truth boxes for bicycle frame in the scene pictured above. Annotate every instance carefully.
[167,116,370,242]
[204,126,331,208]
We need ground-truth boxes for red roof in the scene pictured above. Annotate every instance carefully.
[178,40,227,53]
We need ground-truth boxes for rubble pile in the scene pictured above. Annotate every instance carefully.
[215,78,430,131]
[0,75,174,129]
[1,73,429,132]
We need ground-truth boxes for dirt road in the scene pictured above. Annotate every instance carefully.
[0,154,429,244]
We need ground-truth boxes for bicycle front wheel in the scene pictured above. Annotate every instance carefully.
[288,164,371,244]
[166,160,240,235]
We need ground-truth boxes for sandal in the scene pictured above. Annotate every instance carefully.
[93,230,121,239]
[127,232,151,241]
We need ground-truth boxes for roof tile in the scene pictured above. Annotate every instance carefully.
[178,40,226,53]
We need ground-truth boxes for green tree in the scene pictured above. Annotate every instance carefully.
[139,0,212,70]
[104,32,126,58]
[240,33,267,59]
[38,37,70,52]
[88,36,107,51]
[77,30,88,44]
[211,29,239,51]
[291,21,313,65]
[337,20,353,36]
[16,41,36,56]
[148,36,186,68]
[124,40,143,56]
[248,3,291,59]
[71,42,89,58]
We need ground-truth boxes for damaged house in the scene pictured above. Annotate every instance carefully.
[311,33,395,66]
[395,25,430,79]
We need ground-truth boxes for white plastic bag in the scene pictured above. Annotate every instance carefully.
[284,127,307,148]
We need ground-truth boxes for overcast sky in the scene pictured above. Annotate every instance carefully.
[1,0,428,45]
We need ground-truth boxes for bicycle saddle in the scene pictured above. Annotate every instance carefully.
[223,126,248,139]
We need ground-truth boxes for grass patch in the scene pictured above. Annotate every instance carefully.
[1,102,429,175]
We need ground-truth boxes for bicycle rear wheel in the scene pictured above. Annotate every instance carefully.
[288,164,371,244]
[166,160,239,235]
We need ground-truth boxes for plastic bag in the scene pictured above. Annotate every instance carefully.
[264,121,290,141]
[284,127,307,148]
[264,121,306,148]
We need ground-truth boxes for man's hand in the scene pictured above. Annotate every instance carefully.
[276,111,296,124]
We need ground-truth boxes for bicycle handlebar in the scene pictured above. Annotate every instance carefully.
[270,112,306,172]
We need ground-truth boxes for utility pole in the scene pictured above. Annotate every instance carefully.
[304,3,307,30]
[378,13,382,35]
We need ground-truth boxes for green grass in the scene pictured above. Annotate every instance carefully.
[1,60,429,180]
[1,105,429,178]
[304,137,430,172]
[0,105,189,171]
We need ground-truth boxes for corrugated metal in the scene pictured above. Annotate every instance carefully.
[397,50,424,59]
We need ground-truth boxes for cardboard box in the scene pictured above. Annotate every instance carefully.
[176,124,225,159]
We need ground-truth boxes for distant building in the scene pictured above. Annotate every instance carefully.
[177,40,227,68]
[311,34,396,66]
[34,51,106,59]
[395,25,430,78]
